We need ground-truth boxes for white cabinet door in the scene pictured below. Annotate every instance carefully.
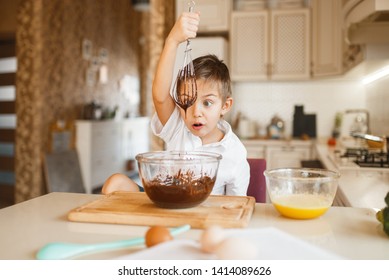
[266,145,311,170]
[242,140,266,159]
[172,37,228,93]
[270,9,310,80]
[230,11,269,81]
[174,37,229,73]
[176,0,232,32]
[311,0,342,77]
[230,9,310,81]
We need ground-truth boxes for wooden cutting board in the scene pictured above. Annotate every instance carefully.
[68,192,256,229]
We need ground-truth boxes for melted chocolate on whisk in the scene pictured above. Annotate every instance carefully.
[174,71,197,117]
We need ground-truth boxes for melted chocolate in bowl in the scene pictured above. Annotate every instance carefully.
[136,151,221,209]
[142,170,216,209]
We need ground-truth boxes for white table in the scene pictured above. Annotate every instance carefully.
[0,192,388,260]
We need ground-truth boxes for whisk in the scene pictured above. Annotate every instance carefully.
[172,1,197,117]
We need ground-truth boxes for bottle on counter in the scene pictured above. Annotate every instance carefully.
[292,105,304,138]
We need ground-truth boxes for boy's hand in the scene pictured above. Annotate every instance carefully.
[167,12,200,46]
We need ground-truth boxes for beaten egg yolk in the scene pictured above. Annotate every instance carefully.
[272,194,332,219]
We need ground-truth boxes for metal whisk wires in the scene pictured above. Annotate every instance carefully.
[172,1,197,116]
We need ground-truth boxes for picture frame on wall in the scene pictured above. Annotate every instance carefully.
[82,39,93,61]
[98,48,109,64]
[49,120,75,153]
[86,67,96,87]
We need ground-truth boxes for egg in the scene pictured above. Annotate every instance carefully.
[145,226,173,247]
[215,237,258,260]
[200,225,225,253]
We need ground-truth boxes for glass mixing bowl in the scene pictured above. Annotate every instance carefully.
[136,151,222,209]
[264,168,340,219]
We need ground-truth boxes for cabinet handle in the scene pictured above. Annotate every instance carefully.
[267,63,273,76]
[281,146,294,152]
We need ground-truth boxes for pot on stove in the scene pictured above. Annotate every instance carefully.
[350,132,385,149]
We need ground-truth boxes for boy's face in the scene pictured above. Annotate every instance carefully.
[179,79,232,144]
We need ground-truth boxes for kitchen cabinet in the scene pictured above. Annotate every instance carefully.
[230,8,310,81]
[230,11,268,81]
[311,0,343,77]
[75,118,149,194]
[242,139,313,170]
[175,0,232,33]
[172,36,228,95]
[265,145,312,169]
[244,140,266,159]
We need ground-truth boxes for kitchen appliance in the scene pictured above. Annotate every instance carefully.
[330,136,389,171]
[267,114,285,139]
[343,148,388,168]
[83,101,102,120]
[345,0,389,29]
[339,109,370,139]
[292,105,317,138]
[345,0,389,48]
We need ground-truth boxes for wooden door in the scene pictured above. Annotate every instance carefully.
[0,38,16,207]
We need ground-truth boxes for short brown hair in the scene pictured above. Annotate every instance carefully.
[193,54,231,101]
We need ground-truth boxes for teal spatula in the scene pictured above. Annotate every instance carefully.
[36,224,191,260]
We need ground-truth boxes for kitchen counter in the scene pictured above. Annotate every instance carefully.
[315,143,389,209]
[241,138,313,147]
[0,192,388,260]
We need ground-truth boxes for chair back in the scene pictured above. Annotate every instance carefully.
[247,158,267,203]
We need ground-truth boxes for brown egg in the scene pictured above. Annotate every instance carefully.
[145,226,173,247]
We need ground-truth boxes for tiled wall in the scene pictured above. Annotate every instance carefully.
[231,79,366,138]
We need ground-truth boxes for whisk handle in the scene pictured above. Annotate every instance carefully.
[188,1,195,13]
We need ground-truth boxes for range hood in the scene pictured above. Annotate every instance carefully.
[340,0,389,80]
[345,0,389,44]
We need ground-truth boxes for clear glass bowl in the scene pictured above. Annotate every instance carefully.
[264,168,340,219]
[136,151,222,209]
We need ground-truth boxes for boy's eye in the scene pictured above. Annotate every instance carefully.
[203,100,213,107]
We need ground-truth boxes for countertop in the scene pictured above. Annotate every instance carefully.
[0,192,388,260]
[241,138,313,147]
[315,143,389,209]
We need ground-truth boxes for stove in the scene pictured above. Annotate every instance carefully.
[330,147,389,172]
[341,148,389,168]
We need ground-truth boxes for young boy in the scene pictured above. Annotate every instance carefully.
[102,11,249,196]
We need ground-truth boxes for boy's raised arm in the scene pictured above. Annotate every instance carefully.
[152,12,200,126]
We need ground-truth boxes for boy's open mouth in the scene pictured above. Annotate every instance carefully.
[192,123,203,130]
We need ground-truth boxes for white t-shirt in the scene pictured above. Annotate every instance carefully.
[151,107,250,196]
